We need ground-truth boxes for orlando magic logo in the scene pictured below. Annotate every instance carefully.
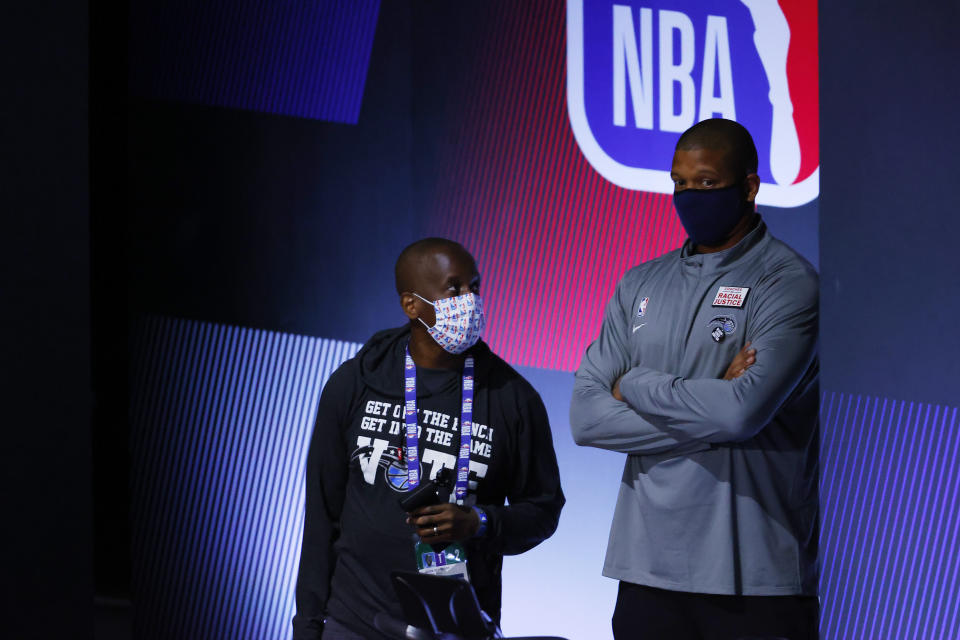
[350,444,422,492]
[707,314,737,335]
[567,0,819,207]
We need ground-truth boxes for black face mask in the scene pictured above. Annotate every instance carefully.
[673,183,747,246]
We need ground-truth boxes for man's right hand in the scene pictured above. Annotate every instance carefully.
[723,342,756,380]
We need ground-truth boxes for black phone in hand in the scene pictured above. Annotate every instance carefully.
[398,467,452,512]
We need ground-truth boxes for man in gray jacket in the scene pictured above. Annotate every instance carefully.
[570,119,818,640]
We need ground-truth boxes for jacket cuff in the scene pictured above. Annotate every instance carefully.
[472,505,488,538]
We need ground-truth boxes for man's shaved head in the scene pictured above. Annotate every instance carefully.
[395,238,475,295]
[676,118,758,179]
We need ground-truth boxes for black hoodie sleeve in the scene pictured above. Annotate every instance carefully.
[480,386,564,556]
[292,362,355,640]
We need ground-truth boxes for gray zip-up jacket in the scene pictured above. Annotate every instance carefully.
[570,219,818,596]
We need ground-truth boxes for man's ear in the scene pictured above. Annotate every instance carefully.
[744,173,761,204]
[400,292,418,320]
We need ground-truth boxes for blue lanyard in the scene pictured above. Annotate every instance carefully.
[404,343,474,502]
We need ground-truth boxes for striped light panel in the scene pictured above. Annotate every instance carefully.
[426,0,688,372]
[129,316,360,639]
[131,316,960,639]
[129,0,380,124]
[819,392,960,639]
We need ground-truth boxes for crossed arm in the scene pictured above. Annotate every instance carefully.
[611,343,755,402]
[570,272,817,455]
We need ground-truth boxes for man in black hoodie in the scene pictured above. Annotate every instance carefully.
[293,238,565,639]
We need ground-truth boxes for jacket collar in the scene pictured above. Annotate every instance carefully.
[679,216,769,276]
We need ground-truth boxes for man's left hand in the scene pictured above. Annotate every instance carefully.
[407,503,480,543]
[612,375,626,402]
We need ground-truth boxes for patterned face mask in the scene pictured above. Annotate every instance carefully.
[414,292,485,354]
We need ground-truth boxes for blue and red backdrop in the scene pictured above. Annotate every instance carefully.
[125,1,960,639]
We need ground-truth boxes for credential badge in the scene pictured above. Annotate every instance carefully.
[712,286,749,308]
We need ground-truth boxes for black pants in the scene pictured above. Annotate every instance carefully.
[612,582,819,640]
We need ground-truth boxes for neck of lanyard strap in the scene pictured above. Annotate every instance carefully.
[404,343,474,502]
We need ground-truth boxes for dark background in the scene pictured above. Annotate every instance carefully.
[3,2,94,639]
[819,0,960,404]
[127,0,418,342]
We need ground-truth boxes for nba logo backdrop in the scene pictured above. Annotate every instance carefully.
[568,0,819,207]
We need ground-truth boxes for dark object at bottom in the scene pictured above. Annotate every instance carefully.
[611,581,818,640]
[388,572,568,640]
